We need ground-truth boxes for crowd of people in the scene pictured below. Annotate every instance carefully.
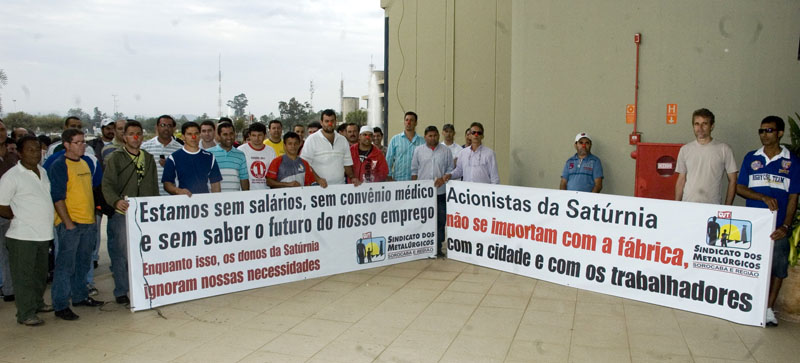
[0,107,792,328]
[0,108,501,326]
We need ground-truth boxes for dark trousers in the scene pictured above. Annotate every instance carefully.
[437,194,447,256]
[6,238,50,322]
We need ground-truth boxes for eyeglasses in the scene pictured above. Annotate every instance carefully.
[159,123,175,128]
[471,130,483,136]
[758,128,776,134]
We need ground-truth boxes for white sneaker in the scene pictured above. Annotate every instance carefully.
[766,308,778,326]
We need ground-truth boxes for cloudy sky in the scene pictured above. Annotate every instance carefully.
[0,0,385,119]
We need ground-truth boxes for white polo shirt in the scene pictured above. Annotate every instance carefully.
[300,131,353,185]
[0,162,55,241]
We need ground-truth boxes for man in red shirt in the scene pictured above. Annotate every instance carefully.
[350,126,388,183]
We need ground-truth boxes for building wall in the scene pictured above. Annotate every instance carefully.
[383,0,800,196]
[510,0,800,196]
[381,0,512,182]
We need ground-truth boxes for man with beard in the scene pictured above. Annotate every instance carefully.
[300,109,360,186]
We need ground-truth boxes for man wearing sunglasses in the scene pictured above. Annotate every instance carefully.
[736,116,800,327]
[141,115,183,196]
[445,122,499,184]
[675,108,738,204]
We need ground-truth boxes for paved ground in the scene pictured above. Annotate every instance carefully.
[0,240,798,363]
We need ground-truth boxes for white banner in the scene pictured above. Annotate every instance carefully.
[125,181,438,311]
[446,181,775,326]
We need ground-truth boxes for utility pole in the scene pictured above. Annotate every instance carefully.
[111,94,118,114]
[218,53,223,118]
[309,81,315,112]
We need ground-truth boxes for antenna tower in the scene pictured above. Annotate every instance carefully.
[309,81,315,111]
[218,53,222,118]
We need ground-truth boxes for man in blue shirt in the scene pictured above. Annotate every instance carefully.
[162,122,222,196]
[560,132,603,193]
[736,116,800,327]
[386,111,424,181]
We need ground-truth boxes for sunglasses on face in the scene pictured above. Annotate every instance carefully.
[758,128,776,134]
[471,130,483,136]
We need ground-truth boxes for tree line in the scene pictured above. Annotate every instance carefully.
[0,93,368,136]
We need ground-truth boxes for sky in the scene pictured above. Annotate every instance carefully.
[0,0,385,119]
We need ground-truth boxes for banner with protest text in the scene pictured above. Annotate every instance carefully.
[126,181,438,311]
[446,181,774,326]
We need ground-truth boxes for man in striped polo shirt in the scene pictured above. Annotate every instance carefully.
[141,115,183,196]
[208,122,249,192]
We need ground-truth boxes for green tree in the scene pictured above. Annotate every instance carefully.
[3,112,63,134]
[226,93,248,120]
[135,116,158,135]
[234,119,246,136]
[36,114,64,133]
[194,113,210,122]
[67,108,90,123]
[92,107,107,125]
[259,112,278,123]
[112,112,126,120]
[278,97,312,129]
[346,109,367,126]
[3,112,34,130]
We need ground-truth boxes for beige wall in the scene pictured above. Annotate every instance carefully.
[510,0,800,196]
[383,0,800,196]
[381,0,511,182]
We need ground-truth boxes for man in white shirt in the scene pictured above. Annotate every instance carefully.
[300,109,360,186]
[441,123,462,166]
[238,122,276,190]
[412,126,454,257]
[0,136,55,325]
[675,108,738,204]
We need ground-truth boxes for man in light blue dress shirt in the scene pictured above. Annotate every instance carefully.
[386,111,424,181]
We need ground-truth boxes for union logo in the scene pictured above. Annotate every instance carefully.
[250,161,267,178]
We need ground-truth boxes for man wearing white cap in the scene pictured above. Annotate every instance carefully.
[349,126,388,183]
[559,132,603,192]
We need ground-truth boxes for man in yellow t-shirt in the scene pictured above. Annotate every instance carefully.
[263,119,285,156]
[48,129,104,321]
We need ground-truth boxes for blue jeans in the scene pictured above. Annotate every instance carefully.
[85,214,103,288]
[107,213,129,297]
[52,223,97,310]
